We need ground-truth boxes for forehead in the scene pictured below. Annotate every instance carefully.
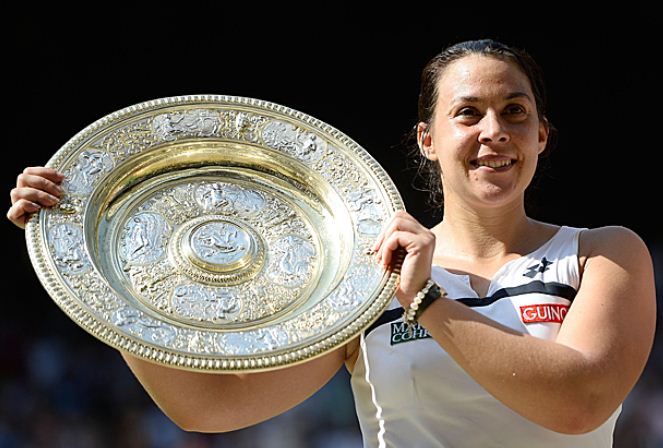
[436,54,533,102]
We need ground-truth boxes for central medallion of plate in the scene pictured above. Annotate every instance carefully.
[171,215,262,281]
[115,177,321,329]
[188,220,253,271]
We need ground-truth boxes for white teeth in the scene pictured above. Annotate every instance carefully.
[475,159,513,168]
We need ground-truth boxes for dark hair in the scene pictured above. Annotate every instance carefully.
[406,39,558,213]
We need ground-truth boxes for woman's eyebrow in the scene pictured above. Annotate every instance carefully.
[451,95,480,104]
[506,91,532,101]
[450,92,531,105]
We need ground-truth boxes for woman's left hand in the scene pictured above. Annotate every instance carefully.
[372,211,437,308]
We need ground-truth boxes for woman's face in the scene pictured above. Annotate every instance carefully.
[419,54,548,209]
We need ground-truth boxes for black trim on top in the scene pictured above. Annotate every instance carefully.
[363,281,577,338]
[365,308,403,337]
[456,281,576,307]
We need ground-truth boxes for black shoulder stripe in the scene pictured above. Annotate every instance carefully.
[457,281,576,307]
[363,281,577,338]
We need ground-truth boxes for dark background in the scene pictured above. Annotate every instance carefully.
[3,7,661,448]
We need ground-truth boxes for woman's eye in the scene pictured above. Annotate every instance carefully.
[504,104,526,115]
[457,107,479,117]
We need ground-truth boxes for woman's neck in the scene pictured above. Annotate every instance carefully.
[433,197,537,262]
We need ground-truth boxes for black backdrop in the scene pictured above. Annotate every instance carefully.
[4,7,661,446]
[7,10,659,235]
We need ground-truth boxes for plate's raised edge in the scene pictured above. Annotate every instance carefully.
[24,94,405,372]
[26,208,400,372]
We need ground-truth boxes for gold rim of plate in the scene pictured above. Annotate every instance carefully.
[25,95,404,372]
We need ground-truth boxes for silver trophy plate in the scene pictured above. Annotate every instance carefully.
[25,95,404,372]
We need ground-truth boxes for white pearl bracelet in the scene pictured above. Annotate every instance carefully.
[403,278,438,334]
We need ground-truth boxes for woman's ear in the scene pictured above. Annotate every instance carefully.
[417,122,437,161]
[538,118,550,155]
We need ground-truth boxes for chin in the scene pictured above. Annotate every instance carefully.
[472,187,522,207]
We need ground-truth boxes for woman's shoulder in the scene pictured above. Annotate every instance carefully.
[579,225,648,251]
[577,225,652,274]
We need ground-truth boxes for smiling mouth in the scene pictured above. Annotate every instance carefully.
[470,159,517,169]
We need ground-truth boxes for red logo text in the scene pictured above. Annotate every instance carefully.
[519,304,569,324]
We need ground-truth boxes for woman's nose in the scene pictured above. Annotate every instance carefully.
[478,112,510,144]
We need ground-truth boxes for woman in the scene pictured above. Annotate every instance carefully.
[8,39,656,447]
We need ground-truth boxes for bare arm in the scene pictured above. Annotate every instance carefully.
[120,345,347,433]
[418,226,656,434]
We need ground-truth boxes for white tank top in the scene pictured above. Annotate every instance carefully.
[350,226,621,447]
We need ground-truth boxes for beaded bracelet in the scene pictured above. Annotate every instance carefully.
[402,278,444,335]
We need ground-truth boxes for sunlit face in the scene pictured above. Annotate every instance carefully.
[418,54,549,209]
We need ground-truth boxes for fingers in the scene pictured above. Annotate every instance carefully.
[7,199,41,229]
[371,211,428,252]
[378,228,435,270]
[371,211,437,306]
[7,166,65,230]
[22,166,65,184]
[373,211,429,264]
[7,187,58,229]
[10,186,61,207]
[373,211,417,250]
[379,230,413,269]
[16,171,65,202]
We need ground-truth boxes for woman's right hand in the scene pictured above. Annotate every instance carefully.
[7,167,65,229]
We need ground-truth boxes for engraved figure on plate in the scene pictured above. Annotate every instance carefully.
[190,222,250,266]
[328,265,378,312]
[195,183,227,210]
[232,112,263,142]
[64,150,114,195]
[172,285,241,323]
[153,109,220,141]
[112,306,176,346]
[261,120,324,162]
[150,184,199,225]
[120,212,171,264]
[222,185,266,215]
[347,187,383,236]
[297,132,325,161]
[195,182,266,215]
[268,235,316,287]
[100,120,156,161]
[49,223,90,275]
